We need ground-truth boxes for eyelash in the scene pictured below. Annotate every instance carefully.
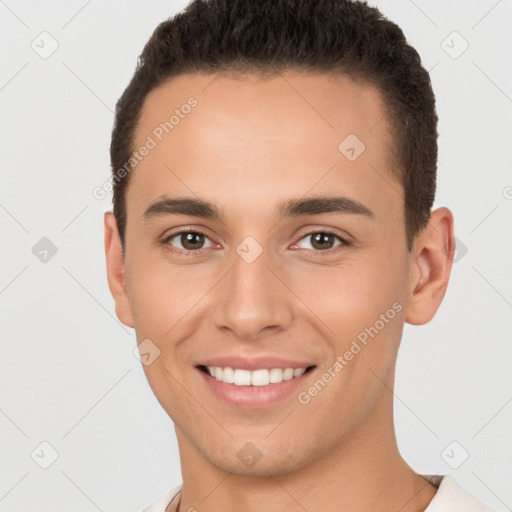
[161,228,351,257]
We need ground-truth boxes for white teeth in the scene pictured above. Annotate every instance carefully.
[293,368,306,377]
[205,366,310,386]
[283,368,294,380]
[251,369,269,386]
[269,368,283,383]
[222,366,234,384]
[233,369,251,386]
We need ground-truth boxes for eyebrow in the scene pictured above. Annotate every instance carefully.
[143,195,374,221]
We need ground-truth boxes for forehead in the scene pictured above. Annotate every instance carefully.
[129,71,400,219]
[134,70,390,148]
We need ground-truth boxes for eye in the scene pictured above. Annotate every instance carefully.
[163,229,216,254]
[293,230,349,252]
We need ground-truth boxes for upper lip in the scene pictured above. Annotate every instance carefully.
[196,356,316,371]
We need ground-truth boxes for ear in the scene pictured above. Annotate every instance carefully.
[405,207,455,325]
[104,212,134,328]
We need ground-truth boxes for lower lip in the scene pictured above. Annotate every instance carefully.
[196,367,316,409]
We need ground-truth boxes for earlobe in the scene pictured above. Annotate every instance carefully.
[104,212,135,328]
[405,207,455,325]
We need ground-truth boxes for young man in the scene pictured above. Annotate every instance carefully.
[104,1,496,511]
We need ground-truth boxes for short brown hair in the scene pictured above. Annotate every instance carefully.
[110,0,438,251]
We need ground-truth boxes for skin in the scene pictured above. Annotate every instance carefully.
[104,71,455,512]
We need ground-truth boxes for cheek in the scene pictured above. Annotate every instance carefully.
[124,250,214,340]
[285,253,406,364]
[292,254,403,319]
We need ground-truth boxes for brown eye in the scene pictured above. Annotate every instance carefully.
[180,232,205,250]
[295,231,348,252]
[310,232,336,250]
[164,230,215,253]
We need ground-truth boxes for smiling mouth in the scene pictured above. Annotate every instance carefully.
[197,364,316,386]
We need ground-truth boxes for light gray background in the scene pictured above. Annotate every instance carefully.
[1,1,511,511]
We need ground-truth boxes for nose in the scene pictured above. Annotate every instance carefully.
[212,244,294,341]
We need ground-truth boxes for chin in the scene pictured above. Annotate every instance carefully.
[217,456,306,477]
[210,441,314,477]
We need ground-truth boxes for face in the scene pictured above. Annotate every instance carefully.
[105,71,451,476]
